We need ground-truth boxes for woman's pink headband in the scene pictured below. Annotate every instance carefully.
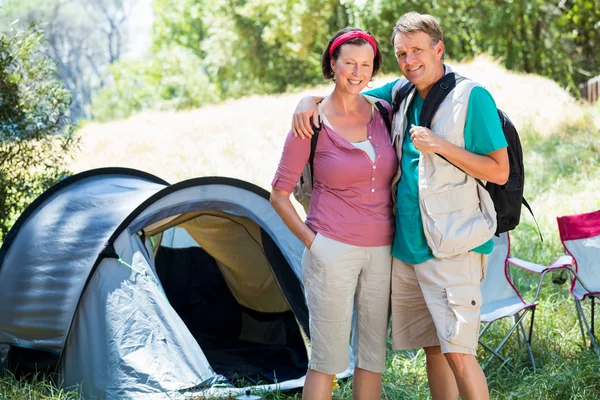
[329,31,377,57]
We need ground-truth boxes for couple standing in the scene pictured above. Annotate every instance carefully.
[270,11,508,400]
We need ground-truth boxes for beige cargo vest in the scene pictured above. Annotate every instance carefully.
[390,69,497,258]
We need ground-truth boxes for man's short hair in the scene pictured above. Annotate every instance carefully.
[391,12,444,48]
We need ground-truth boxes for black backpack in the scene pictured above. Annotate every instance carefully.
[392,72,540,238]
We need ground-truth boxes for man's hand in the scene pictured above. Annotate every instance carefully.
[409,124,509,185]
[410,124,443,153]
[292,96,321,139]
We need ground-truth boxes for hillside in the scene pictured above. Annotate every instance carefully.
[71,55,596,190]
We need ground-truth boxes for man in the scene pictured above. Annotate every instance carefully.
[290,12,509,400]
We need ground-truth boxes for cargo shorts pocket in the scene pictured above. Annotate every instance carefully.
[444,285,482,348]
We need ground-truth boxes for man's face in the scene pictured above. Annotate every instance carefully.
[393,31,444,95]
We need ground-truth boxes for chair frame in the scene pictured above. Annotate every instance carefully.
[571,289,599,355]
[556,261,599,355]
[556,211,600,357]
[478,233,566,371]
[497,253,574,370]
[478,302,536,370]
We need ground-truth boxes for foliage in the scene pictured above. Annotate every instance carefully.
[3,0,600,122]
[91,0,357,118]
[199,0,355,97]
[90,46,218,121]
[360,0,600,94]
[0,25,77,241]
[148,0,600,105]
[152,0,207,59]
[0,0,135,120]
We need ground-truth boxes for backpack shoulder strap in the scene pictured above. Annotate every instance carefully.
[419,72,467,128]
[424,73,482,184]
[309,102,323,184]
[522,197,544,241]
[374,101,392,134]
[362,94,391,133]
[392,79,414,114]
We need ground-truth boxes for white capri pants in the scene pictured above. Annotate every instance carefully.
[302,232,392,374]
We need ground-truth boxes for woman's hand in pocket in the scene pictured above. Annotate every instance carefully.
[305,229,317,250]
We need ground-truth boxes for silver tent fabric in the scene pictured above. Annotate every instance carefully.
[0,172,166,352]
[60,233,217,399]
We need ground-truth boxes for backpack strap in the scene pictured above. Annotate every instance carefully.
[308,102,323,185]
[362,94,392,133]
[392,81,414,115]
[522,197,544,241]
[414,72,472,178]
[420,72,467,128]
[373,101,391,134]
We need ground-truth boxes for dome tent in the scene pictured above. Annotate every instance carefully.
[0,168,355,398]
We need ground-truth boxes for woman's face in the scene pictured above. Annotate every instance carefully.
[330,43,374,94]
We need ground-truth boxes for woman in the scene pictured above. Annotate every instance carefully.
[270,28,397,400]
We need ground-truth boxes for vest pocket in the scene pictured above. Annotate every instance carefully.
[421,184,495,257]
[445,285,482,347]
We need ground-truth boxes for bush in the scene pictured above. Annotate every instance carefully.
[0,25,78,241]
[90,46,219,122]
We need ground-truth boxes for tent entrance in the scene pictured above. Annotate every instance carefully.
[145,211,308,387]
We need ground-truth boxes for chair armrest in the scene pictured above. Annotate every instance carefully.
[507,255,573,274]
[507,254,574,304]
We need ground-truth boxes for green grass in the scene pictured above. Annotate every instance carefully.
[0,373,81,399]
[2,105,600,399]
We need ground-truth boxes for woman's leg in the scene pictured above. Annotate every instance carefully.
[303,369,335,400]
[352,367,382,400]
[351,245,392,399]
[301,236,364,399]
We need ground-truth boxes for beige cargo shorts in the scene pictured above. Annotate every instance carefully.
[391,251,487,355]
[302,233,392,375]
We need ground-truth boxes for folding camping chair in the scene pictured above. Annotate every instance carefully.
[479,232,570,370]
[556,209,600,356]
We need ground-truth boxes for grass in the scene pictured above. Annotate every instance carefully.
[0,373,80,399]
[2,57,600,399]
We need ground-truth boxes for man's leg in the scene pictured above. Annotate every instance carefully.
[423,346,459,400]
[414,252,489,400]
[352,367,382,400]
[391,258,446,397]
[444,353,489,400]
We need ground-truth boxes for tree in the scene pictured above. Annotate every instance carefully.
[0,0,135,120]
[0,25,78,241]
[90,45,218,121]
[78,0,137,64]
[153,0,356,97]
[360,0,598,93]
[152,0,207,59]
